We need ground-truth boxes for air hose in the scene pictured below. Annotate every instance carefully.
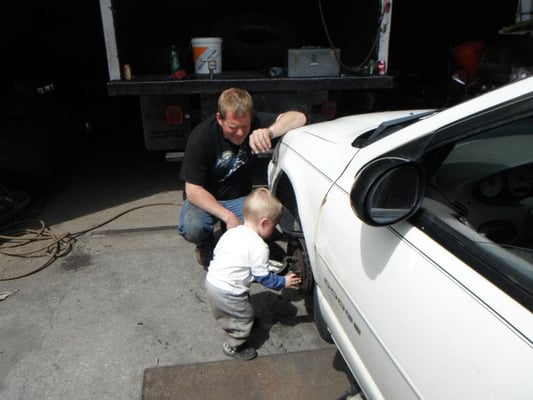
[0,202,181,281]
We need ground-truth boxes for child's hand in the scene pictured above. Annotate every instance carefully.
[285,271,302,289]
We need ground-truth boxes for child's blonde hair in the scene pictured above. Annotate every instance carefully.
[243,188,283,224]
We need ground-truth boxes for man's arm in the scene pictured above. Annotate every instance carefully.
[249,110,307,154]
[185,182,242,229]
[270,110,308,138]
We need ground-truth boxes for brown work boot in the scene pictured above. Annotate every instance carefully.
[195,241,214,267]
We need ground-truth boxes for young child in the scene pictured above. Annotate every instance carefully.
[205,187,302,361]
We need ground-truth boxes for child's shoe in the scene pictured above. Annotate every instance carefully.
[222,342,257,361]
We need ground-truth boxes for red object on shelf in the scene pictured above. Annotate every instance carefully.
[172,69,187,80]
[453,38,485,79]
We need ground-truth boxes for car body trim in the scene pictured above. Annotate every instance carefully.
[315,285,386,400]
[400,216,533,344]
[316,248,425,399]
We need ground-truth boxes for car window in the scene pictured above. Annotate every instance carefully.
[415,116,533,310]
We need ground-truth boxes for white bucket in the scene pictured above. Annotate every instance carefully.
[191,37,222,75]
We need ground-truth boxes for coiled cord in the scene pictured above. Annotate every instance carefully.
[0,202,181,281]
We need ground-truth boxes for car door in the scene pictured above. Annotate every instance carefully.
[313,96,533,399]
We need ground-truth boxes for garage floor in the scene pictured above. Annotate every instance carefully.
[0,137,359,400]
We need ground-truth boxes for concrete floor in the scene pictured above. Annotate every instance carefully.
[0,142,350,400]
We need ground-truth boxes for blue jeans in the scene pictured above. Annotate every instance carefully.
[178,196,246,245]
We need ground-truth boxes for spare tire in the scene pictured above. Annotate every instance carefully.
[213,13,301,70]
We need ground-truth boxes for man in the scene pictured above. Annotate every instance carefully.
[178,88,307,266]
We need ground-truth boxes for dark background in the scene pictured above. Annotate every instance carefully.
[0,0,527,198]
[1,1,522,102]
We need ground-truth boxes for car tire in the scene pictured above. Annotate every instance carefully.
[313,285,334,344]
[287,238,314,296]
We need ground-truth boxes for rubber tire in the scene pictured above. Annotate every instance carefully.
[313,285,334,344]
[287,238,314,296]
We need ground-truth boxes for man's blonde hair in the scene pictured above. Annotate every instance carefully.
[218,88,254,118]
[244,187,283,224]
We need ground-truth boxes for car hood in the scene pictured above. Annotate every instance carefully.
[289,110,430,146]
[282,76,533,162]
[278,110,431,181]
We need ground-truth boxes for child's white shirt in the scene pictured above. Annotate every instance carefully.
[206,225,270,295]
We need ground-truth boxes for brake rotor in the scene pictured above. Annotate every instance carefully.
[287,238,314,296]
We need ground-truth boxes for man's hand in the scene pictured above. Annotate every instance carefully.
[223,212,242,229]
[248,111,306,154]
[249,127,273,154]
[186,182,243,228]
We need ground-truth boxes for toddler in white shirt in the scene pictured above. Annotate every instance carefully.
[205,187,301,360]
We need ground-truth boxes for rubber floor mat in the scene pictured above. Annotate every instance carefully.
[142,347,358,400]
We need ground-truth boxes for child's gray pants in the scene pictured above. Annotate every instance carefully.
[205,280,254,348]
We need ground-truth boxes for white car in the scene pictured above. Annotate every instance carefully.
[268,76,533,399]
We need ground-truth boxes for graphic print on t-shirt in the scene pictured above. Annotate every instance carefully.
[215,146,251,182]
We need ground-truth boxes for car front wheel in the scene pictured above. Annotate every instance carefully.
[287,238,314,296]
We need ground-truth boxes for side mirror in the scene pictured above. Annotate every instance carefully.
[350,158,425,226]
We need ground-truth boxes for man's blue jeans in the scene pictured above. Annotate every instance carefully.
[178,196,246,246]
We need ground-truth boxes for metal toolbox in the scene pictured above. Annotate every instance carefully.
[287,47,341,77]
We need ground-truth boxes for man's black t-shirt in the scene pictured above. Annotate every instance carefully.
[179,112,278,200]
